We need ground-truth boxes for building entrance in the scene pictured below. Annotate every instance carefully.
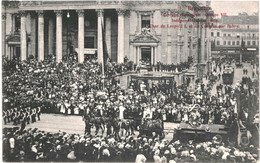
[141,47,151,64]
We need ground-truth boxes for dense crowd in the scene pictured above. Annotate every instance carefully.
[2,55,259,162]
[136,56,193,72]
[3,127,259,162]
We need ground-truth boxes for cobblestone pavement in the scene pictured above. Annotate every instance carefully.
[3,113,179,140]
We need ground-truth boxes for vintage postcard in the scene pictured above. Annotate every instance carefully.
[1,0,259,162]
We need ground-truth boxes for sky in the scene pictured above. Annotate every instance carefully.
[211,1,259,17]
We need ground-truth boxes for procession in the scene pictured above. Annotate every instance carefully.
[2,0,259,162]
[3,54,259,162]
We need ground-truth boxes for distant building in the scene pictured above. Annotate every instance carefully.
[211,13,259,62]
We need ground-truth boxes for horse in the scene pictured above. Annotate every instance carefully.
[118,119,136,136]
[139,119,164,139]
[89,116,105,135]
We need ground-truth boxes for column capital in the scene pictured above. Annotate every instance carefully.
[136,10,140,17]
[19,10,27,17]
[2,13,6,20]
[116,9,126,16]
[169,9,179,14]
[36,10,44,17]
[96,9,104,17]
[54,10,63,16]
[151,10,154,18]
[76,9,85,16]
[160,9,169,16]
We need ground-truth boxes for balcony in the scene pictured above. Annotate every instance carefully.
[75,48,97,55]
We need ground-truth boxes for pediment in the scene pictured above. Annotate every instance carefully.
[6,35,20,44]
[131,33,160,43]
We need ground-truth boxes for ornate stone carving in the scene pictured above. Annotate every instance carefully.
[20,1,42,7]
[132,33,160,43]
[19,10,27,17]
[160,9,169,16]
[76,10,85,17]
[124,10,131,18]
[96,9,104,17]
[169,9,179,15]
[116,9,126,16]
[3,1,19,9]
[36,10,44,17]
[2,14,6,20]
[54,10,63,16]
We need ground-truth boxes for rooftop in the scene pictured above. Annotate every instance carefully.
[221,15,259,25]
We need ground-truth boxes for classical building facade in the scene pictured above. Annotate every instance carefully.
[211,13,259,62]
[2,0,212,76]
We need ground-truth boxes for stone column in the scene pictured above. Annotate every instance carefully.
[96,9,104,63]
[201,22,205,63]
[10,46,13,60]
[133,45,136,64]
[117,9,125,63]
[154,46,157,64]
[77,9,85,63]
[37,11,44,61]
[151,46,154,65]
[48,17,54,56]
[105,15,111,58]
[55,10,62,62]
[2,13,6,58]
[136,11,140,33]
[31,13,36,58]
[150,11,154,33]
[136,47,140,65]
[20,11,27,61]
[129,44,133,61]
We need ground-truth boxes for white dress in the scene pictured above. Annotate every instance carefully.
[119,106,126,119]
[74,107,79,115]
[60,104,65,114]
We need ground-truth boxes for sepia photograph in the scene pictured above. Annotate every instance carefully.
[1,0,259,162]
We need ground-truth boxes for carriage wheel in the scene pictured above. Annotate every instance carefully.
[241,136,249,146]
[214,134,223,143]
[227,138,236,146]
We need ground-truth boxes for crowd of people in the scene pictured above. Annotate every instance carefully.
[136,56,193,73]
[3,127,259,162]
[2,54,259,162]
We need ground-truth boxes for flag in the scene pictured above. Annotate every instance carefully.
[101,20,109,67]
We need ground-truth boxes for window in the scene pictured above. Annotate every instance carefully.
[217,32,220,37]
[141,15,150,28]
[223,33,226,37]
[228,41,231,45]
[237,33,240,38]
[223,41,226,45]
[247,41,250,45]
[252,34,255,38]
[252,41,256,45]
[14,14,21,32]
[237,41,240,45]
[84,37,95,48]
[247,25,249,30]
[217,41,220,45]
[211,32,214,36]
[232,41,235,45]
[228,34,231,37]
[248,33,251,38]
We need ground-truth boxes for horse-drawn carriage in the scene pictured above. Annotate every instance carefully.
[174,104,254,146]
